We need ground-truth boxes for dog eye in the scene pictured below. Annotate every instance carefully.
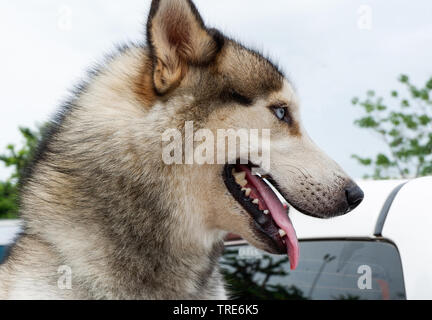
[271,105,292,125]
[274,107,286,120]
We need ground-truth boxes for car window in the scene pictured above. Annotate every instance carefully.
[0,245,6,264]
[221,240,406,300]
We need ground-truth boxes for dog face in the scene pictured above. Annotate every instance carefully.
[147,0,363,268]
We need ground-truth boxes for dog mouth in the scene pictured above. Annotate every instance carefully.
[223,162,299,270]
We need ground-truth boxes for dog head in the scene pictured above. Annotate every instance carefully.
[146,0,364,268]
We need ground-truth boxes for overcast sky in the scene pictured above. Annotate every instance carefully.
[0,0,431,180]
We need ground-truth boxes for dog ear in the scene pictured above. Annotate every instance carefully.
[147,0,222,94]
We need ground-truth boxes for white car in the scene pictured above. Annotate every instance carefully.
[0,219,21,264]
[1,177,431,300]
[222,177,432,300]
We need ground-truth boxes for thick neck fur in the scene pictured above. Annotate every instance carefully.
[14,45,227,299]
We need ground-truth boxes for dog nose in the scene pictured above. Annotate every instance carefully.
[345,184,364,211]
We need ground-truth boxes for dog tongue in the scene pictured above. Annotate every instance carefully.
[239,165,299,270]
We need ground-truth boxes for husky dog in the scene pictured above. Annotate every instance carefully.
[0,0,363,299]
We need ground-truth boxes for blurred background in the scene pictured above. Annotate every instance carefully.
[0,0,431,219]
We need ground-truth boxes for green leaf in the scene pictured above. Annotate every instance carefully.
[426,78,432,90]
[355,116,379,128]
[401,114,418,130]
[376,154,392,167]
[410,86,421,98]
[399,74,409,83]
[401,99,410,107]
[419,115,431,126]
[420,90,429,101]
[390,137,404,147]
[352,155,372,166]
[389,129,400,137]
[421,165,432,176]
[362,102,375,113]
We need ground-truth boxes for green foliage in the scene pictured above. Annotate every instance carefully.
[0,127,42,219]
[352,75,432,179]
[0,181,18,219]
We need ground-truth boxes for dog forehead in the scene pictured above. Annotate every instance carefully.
[216,40,284,99]
[270,80,299,106]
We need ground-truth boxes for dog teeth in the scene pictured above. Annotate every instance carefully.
[252,199,259,205]
[233,171,246,181]
[233,170,247,187]
[278,229,287,238]
[238,180,248,187]
[263,210,269,215]
[245,188,251,197]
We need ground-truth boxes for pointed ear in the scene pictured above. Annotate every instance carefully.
[147,0,223,94]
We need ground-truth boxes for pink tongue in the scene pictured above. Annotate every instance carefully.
[239,166,299,270]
